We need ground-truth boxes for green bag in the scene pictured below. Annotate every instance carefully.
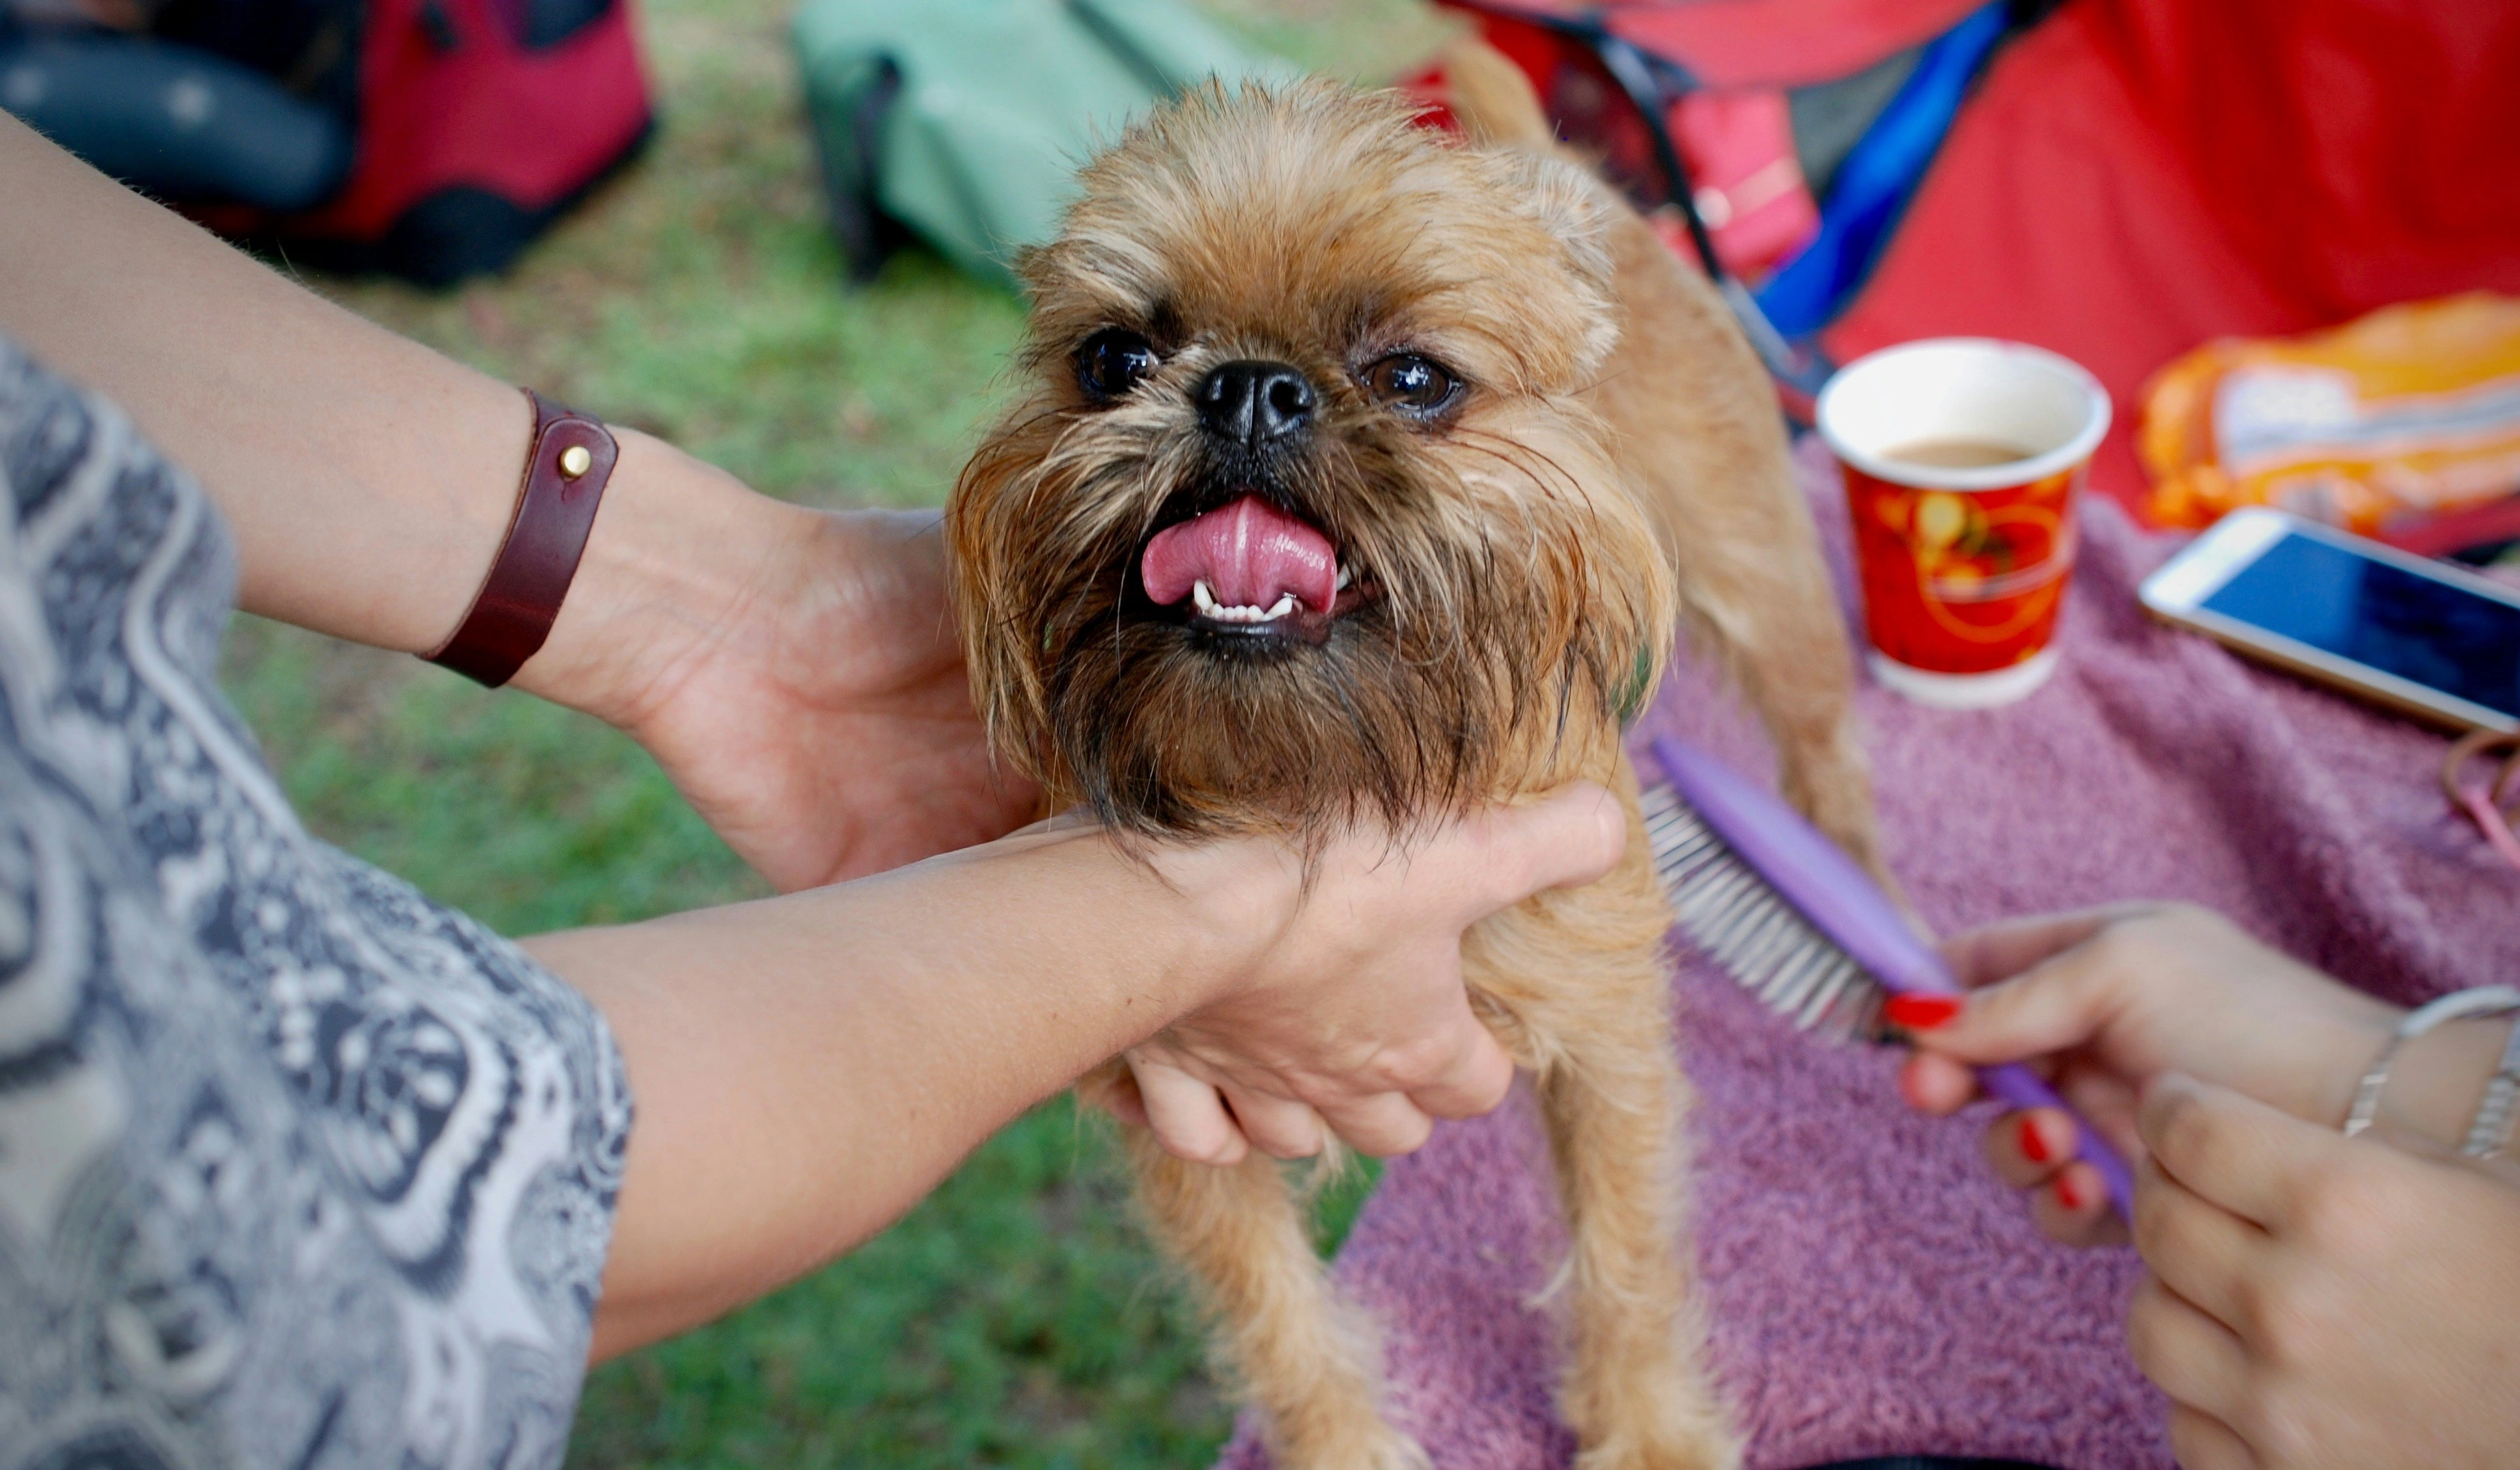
[793,0,1291,287]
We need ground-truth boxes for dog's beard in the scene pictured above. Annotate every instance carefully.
[947,81,1674,840]
[958,388,1666,839]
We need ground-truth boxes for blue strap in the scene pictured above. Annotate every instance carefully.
[1754,1,2011,339]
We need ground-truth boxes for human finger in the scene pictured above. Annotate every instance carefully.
[1901,1044,2086,1116]
[1099,1068,1150,1128]
[1131,1054,1249,1166]
[1319,1089,1436,1159]
[1401,1020,1517,1121]
[2140,1072,2331,1230]
[2128,1273,2252,1428]
[2030,1159,2126,1245]
[1452,783,1626,919]
[1939,907,2135,990]
[2131,1152,2260,1333]
[1981,1107,2076,1190]
[1220,1083,1326,1161]
[2053,1064,2144,1157]
[2165,1404,2260,1470]
[1897,1050,1980,1115]
[1902,920,2151,1070]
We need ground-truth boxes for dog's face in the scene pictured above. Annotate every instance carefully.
[949,81,1672,839]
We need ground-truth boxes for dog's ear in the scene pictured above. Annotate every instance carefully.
[1502,150,1620,375]
[1509,151,1614,288]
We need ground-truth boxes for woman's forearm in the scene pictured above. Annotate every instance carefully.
[0,113,527,649]
[525,825,1259,1361]
[0,113,785,728]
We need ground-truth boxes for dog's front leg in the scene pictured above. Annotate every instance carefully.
[1120,1123,1427,1470]
[1530,952,1742,1470]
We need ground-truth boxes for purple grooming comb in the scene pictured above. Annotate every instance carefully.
[1645,734,2136,1220]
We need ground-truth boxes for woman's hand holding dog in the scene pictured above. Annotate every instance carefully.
[512,448,1042,890]
[1898,902,2520,1470]
[1110,784,1629,1165]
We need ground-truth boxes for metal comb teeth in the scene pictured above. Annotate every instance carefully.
[1642,784,1885,1044]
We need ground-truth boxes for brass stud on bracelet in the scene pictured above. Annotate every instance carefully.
[559,444,594,479]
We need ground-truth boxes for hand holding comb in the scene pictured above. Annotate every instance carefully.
[1644,734,2137,1220]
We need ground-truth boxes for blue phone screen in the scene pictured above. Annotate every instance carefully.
[2201,533,2520,719]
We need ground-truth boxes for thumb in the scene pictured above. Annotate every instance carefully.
[1461,782,1625,915]
[2139,1070,2334,1229]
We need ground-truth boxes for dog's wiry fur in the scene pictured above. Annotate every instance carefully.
[949,53,1880,1470]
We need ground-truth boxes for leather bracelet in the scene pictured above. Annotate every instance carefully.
[424,388,619,687]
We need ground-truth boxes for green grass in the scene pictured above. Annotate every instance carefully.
[214,1,1438,1465]
[568,1106,1220,1470]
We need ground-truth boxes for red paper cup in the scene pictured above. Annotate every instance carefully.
[1818,339,2111,710]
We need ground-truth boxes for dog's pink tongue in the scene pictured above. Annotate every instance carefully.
[1141,495,1339,612]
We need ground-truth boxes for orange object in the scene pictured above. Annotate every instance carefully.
[2138,294,2520,536]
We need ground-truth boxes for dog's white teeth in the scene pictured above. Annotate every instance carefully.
[1191,587,1299,624]
[1336,564,1354,592]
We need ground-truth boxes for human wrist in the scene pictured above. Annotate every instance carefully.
[1138,829,1304,1018]
[914,822,1265,1047]
[2298,995,2409,1128]
[2370,1016,2518,1152]
[506,426,805,729]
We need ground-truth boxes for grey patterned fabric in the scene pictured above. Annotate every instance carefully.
[0,340,632,1470]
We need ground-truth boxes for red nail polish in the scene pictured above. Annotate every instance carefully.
[2018,1114,2052,1164]
[1884,994,1964,1030]
[2053,1172,2084,1212]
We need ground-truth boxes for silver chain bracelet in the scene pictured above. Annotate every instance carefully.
[2461,1005,2520,1159]
[2344,984,2520,1140]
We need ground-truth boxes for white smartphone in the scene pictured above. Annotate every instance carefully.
[2138,506,2520,734]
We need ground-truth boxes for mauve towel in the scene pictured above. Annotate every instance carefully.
[1212,439,2520,1470]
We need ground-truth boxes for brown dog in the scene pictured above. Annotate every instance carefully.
[947,52,1879,1470]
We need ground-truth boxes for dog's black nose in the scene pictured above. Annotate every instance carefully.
[1196,361,1315,447]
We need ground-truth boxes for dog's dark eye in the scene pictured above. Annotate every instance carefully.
[1362,354,1459,416]
[1075,329,1161,401]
